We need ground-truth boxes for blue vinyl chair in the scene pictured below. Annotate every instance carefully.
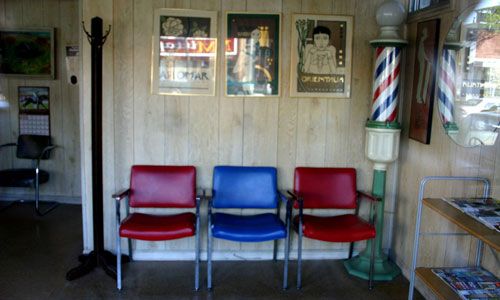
[207,166,291,290]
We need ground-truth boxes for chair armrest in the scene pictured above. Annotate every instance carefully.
[357,191,381,204]
[286,190,303,207]
[278,190,291,204]
[40,145,57,159]
[196,188,205,201]
[0,142,16,150]
[356,191,380,224]
[112,188,130,201]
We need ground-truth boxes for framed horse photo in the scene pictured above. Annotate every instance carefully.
[0,28,55,79]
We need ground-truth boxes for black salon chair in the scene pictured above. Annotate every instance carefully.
[0,135,58,216]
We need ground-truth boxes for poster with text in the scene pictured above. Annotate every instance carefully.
[290,14,353,98]
[152,9,217,95]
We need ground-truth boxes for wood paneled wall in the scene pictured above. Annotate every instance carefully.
[0,0,80,202]
[82,0,403,256]
[81,0,498,284]
[394,0,499,297]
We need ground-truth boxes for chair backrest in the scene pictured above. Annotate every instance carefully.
[294,167,357,209]
[17,135,52,160]
[129,165,196,208]
[212,166,278,209]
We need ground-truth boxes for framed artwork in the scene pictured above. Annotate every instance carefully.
[409,0,450,14]
[225,13,281,97]
[151,9,217,96]
[409,19,440,144]
[290,14,353,98]
[0,28,55,78]
[18,86,50,136]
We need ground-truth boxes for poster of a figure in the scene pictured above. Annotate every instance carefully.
[290,14,353,98]
[225,13,280,96]
[409,19,440,144]
[151,9,217,95]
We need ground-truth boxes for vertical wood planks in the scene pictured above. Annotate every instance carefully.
[133,0,165,165]
[59,0,80,197]
[113,0,134,252]
[277,0,300,189]
[188,0,219,188]
[242,0,280,167]
[295,0,330,167]
[113,0,134,191]
[218,0,246,167]
[164,0,189,166]
[325,0,355,167]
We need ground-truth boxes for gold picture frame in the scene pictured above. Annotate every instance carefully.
[151,9,218,96]
[290,14,353,98]
[224,12,281,97]
[0,27,55,79]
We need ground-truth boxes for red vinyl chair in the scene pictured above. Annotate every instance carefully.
[290,167,380,289]
[113,165,201,290]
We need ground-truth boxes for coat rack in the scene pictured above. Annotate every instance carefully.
[66,17,127,281]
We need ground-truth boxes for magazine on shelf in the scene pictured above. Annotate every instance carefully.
[431,267,500,300]
[442,197,500,232]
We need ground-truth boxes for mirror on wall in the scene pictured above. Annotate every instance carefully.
[437,0,500,146]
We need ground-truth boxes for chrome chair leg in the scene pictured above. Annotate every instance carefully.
[207,215,213,290]
[116,199,122,290]
[297,219,303,289]
[34,168,58,216]
[283,228,291,290]
[117,233,122,290]
[273,240,278,261]
[195,214,200,291]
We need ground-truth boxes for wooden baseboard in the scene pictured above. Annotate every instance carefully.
[128,250,354,261]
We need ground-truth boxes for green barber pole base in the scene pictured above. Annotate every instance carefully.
[344,253,400,281]
[343,168,400,281]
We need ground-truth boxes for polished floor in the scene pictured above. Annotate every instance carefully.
[0,203,423,299]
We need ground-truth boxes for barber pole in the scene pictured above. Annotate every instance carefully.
[437,49,456,126]
[370,47,401,123]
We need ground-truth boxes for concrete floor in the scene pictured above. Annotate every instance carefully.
[0,203,423,299]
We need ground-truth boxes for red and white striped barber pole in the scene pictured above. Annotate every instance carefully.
[370,46,402,123]
[437,49,456,127]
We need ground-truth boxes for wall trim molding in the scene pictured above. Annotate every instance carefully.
[0,193,81,204]
[127,250,355,261]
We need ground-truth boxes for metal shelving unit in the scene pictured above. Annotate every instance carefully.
[407,176,498,300]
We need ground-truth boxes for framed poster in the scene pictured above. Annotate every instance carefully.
[290,14,353,98]
[151,9,217,95]
[18,86,50,136]
[409,19,440,144]
[0,28,55,78]
[225,13,281,97]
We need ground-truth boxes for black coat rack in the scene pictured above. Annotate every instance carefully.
[66,17,128,281]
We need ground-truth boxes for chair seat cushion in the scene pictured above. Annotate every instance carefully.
[211,213,286,242]
[119,212,195,241]
[293,214,375,242]
[0,169,49,187]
